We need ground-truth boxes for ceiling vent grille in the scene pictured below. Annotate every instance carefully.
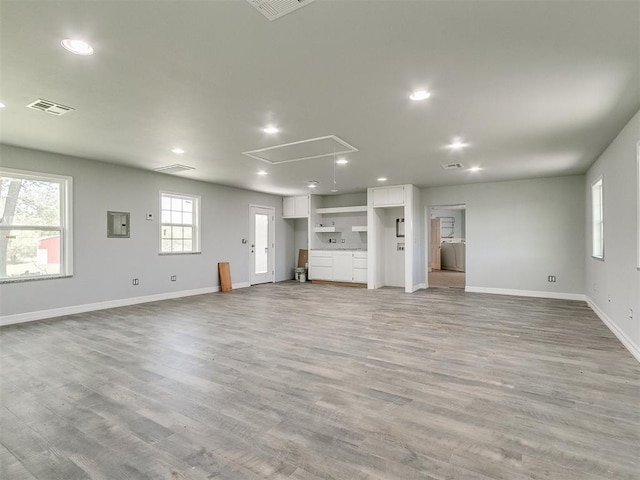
[243,135,358,164]
[246,0,316,21]
[154,164,195,175]
[441,162,464,170]
[26,98,74,116]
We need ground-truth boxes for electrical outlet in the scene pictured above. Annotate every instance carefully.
[341,239,345,243]
[629,309,633,319]
[132,278,139,285]
[146,213,154,220]
[547,275,556,283]
[608,295,611,302]
[171,275,177,281]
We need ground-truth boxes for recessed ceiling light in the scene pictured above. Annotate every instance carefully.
[468,166,483,172]
[377,177,387,182]
[171,147,185,154]
[409,90,430,101]
[263,125,279,134]
[307,180,319,188]
[447,138,469,150]
[336,158,348,165]
[61,39,94,56]
[257,170,268,176]
[0,102,5,109]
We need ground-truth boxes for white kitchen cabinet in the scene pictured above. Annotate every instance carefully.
[309,250,333,280]
[371,186,405,207]
[353,252,368,283]
[309,250,367,283]
[283,195,309,218]
[333,251,354,282]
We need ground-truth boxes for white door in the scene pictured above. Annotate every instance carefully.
[250,205,275,285]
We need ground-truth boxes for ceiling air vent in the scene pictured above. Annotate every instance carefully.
[441,162,464,170]
[26,98,74,116]
[154,164,195,175]
[246,0,316,21]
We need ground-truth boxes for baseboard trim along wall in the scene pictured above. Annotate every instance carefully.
[586,297,640,363]
[410,283,427,292]
[0,282,251,327]
[465,286,586,302]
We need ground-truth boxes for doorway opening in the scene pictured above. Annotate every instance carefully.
[249,205,275,285]
[428,204,466,289]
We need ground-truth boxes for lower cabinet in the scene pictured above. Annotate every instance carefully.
[333,252,354,282]
[353,253,368,283]
[309,250,367,283]
[309,251,333,280]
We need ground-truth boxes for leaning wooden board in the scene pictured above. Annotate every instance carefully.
[218,262,232,292]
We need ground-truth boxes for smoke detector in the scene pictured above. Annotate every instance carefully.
[26,99,74,116]
[246,0,316,21]
[441,162,464,170]
[154,164,195,175]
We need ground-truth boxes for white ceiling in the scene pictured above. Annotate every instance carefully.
[1,0,638,196]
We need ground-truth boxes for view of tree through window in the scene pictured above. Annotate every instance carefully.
[0,170,70,280]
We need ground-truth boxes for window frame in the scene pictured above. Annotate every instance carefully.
[0,167,73,282]
[591,175,604,260]
[159,191,201,255]
[637,141,640,270]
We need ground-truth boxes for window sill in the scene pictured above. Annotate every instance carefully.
[0,274,73,284]
[159,251,202,256]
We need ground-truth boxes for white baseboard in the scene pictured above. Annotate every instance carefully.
[408,283,426,292]
[586,297,640,363]
[0,283,251,327]
[465,286,586,302]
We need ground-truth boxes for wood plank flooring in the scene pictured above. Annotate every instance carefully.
[428,270,466,289]
[1,283,638,480]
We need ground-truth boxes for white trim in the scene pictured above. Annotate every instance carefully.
[0,283,251,327]
[637,140,640,269]
[316,205,367,214]
[409,283,426,292]
[465,286,586,301]
[586,297,640,363]
[591,175,604,259]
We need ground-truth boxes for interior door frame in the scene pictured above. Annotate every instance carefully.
[425,204,467,289]
[249,204,275,285]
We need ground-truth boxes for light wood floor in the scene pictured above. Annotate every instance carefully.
[1,283,638,480]
[428,270,466,289]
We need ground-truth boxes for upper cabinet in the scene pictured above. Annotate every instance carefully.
[371,185,405,207]
[283,195,309,218]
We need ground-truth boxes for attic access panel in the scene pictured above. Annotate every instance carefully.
[243,135,358,164]
[246,0,317,21]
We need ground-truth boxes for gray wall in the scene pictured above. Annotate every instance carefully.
[585,110,639,356]
[0,145,294,317]
[422,175,586,295]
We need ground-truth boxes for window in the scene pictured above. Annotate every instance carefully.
[160,192,200,254]
[0,168,72,281]
[591,176,604,259]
